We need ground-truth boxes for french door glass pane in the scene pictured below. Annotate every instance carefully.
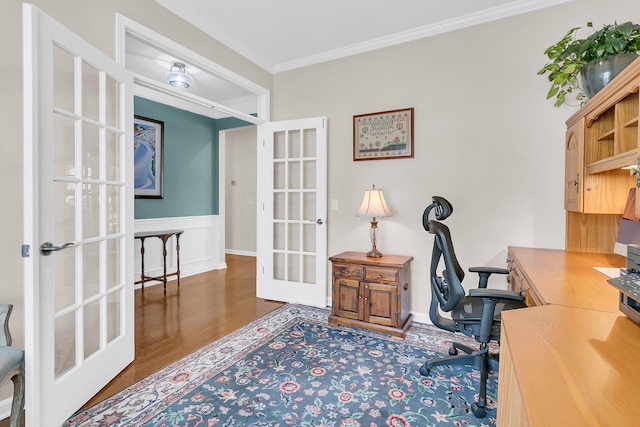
[107,290,121,343]
[82,122,100,179]
[303,129,316,157]
[274,253,285,280]
[288,223,300,251]
[55,311,76,377]
[106,185,121,234]
[274,131,286,159]
[81,61,99,122]
[303,255,316,284]
[54,249,75,312]
[53,44,74,112]
[105,74,120,128]
[83,242,100,299]
[288,130,300,158]
[106,238,121,290]
[83,299,100,359]
[53,115,76,177]
[105,130,121,181]
[82,183,100,239]
[54,181,75,243]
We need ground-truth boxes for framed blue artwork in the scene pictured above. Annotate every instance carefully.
[134,115,164,199]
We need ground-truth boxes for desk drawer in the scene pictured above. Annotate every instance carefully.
[364,266,398,283]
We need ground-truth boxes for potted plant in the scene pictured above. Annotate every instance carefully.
[538,21,640,107]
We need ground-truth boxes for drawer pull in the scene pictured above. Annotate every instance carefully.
[377,274,383,279]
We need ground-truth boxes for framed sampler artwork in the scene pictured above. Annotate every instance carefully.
[134,115,164,199]
[353,108,414,161]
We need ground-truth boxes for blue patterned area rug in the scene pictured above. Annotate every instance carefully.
[65,304,497,426]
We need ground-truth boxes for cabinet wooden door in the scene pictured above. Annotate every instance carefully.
[333,278,361,320]
[565,119,583,212]
[365,282,394,326]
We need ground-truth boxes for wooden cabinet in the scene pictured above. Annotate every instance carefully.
[328,251,413,337]
[564,56,640,252]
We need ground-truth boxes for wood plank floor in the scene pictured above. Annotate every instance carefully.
[0,254,283,426]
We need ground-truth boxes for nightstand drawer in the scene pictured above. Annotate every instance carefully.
[333,263,363,279]
[364,266,398,283]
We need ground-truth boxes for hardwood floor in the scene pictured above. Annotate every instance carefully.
[0,254,283,426]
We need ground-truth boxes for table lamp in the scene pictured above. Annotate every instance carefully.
[356,185,392,258]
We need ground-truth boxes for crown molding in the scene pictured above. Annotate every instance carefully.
[272,0,570,73]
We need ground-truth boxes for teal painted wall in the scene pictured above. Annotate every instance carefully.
[134,97,252,219]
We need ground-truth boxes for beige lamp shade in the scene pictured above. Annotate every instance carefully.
[356,185,392,218]
[356,185,392,257]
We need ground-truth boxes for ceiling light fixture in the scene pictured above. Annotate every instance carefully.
[165,62,193,89]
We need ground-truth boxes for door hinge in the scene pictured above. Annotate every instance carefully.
[21,245,30,258]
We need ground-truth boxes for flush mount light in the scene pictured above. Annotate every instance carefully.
[165,62,193,89]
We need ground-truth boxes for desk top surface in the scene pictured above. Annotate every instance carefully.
[502,304,640,425]
[508,246,625,313]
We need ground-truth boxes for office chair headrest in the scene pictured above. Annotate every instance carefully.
[422,196,453,232]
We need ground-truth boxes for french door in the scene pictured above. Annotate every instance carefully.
[256,118,328,307]
[23,5,134,425]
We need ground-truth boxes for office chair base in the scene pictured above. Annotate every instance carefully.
[419,342,497,418]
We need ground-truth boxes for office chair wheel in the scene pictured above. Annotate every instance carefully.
[418,365,430,376]
[472,403,486,418]
[448,346,458,356]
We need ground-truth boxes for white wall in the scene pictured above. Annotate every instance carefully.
[223,126,258,255]
[272,0,640,323]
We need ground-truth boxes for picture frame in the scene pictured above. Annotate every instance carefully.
[134,115,164,199]
[353,108,414,161]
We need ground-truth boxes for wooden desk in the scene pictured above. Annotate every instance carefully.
[507,246,624,312]
[498,305,640,426]
[134,230,184,292]
[498,247,638,426]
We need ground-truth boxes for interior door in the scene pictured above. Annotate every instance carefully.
[256,117,328,307]
[23,5,134,425]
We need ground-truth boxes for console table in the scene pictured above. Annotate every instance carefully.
[134,230,184,292]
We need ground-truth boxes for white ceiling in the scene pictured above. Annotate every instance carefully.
[155,0,569,73]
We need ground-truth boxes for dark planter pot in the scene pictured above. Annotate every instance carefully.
[580,53,639,98]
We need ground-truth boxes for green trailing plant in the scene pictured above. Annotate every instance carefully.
[538,21,640,107]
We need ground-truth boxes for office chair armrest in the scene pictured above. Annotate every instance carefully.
[468,288,524,302]
[468,266,509,288]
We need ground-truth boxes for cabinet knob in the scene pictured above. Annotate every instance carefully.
[403,283,409,291]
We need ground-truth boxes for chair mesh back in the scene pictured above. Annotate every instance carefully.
[429,220,466,313]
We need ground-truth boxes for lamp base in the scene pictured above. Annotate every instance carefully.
[366,248,383,258]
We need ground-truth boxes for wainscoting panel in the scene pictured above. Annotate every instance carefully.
[133,215,225,289]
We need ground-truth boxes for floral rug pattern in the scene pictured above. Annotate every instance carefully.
[65,305,497,426]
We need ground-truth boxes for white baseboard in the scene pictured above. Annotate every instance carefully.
[225,249,256,257]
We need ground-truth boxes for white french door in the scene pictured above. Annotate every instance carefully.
[23,5,134,426]
[256,118,328,307]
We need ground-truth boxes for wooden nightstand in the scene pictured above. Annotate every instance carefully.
[328,251,413,337]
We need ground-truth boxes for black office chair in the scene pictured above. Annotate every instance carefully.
[419,196,526,418]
